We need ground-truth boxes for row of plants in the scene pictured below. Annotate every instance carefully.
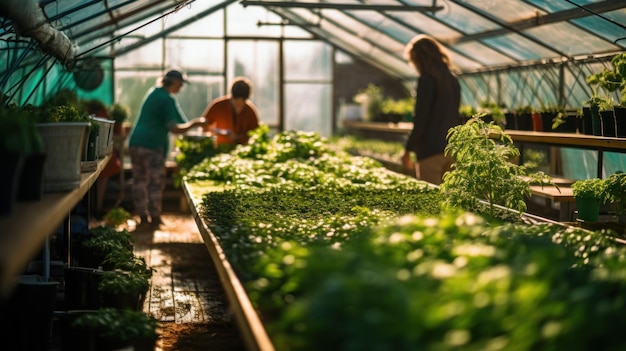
[353,83,415,123]
[63,219,159,350]
[571,173,626,225]
[0,90,131,214]
[181,120,626,350]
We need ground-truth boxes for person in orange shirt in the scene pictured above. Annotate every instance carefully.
[202,77,260,145]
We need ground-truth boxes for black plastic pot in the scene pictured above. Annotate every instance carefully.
[615,106,626,138]
[0,275,59,351]
[600,110,616,137]
[581,107,594,135]
[0,151,24,214]
[63,267,105,310]
[17,152,47,201]
[504,112,516,130]
[516,113,533,131]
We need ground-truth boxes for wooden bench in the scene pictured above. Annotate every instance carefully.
[527,176,575,221]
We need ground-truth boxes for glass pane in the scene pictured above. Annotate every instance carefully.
[456,0,543,23]
[114,71,162,125]
[285,83,332,137]
[428,2,500,35]
[176,76,225,120]
[525,22,620,56]
[284,41,332,81]
[169,6,225,37]
[452,42,516,67]
[165,39,224,72]
[227,41,279,126]
[114,39,163,68]
[226,4,285,37]
[482,33,558,61]
[573,9,626,49]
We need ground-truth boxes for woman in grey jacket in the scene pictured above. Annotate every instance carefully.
[401,35,461,185]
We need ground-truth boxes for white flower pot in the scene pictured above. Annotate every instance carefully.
[36,122,89,192]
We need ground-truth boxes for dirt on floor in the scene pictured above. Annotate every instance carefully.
[96,196,247,351]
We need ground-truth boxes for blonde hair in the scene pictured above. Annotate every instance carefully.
[404,35,455,75]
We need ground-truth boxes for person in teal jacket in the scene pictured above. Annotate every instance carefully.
[128,70,206,231]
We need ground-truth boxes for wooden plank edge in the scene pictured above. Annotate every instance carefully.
[183,181,275,351]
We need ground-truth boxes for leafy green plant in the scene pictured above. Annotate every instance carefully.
[571,177,606,200]
[441,114,553,217]
[99,269,150,296]
[478,100,506,125]
[103,207,132,226]
[84,225,134,254]
[380,96,414,115]
[353,83,383,121]
[514,105,534,115]
[109,102,130,124]
[0,107,44,154]
[603,171,626,217]
[458,104,477,122]
[71,308,159,344]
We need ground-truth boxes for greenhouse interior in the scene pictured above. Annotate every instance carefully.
[1,0,626,350]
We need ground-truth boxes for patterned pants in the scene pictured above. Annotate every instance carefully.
[129,146,165,219]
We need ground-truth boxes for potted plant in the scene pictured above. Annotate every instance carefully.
[513,105,534,131]
[353,83,383,122]
[477,100,506,127]
[29,90,92,192]
[103,206,132,227]
[0,108,27,213]
[98,269,151,310]
[459,104,477,124]
[604,171,626,225]
[380,96,414,123]
[67,308,159,351]
[571,177,606,222]
[109,102,130,135]
[73,225,134,269]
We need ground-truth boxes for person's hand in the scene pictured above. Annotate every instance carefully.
[402,151,414,169]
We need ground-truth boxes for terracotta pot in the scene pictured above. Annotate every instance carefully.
[531,112,543,131]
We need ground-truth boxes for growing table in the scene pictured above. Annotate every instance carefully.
[0,154,111,299]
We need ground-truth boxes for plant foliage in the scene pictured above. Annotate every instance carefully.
[441,115,553,217]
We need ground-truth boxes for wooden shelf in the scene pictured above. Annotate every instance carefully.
[502,130,626,153]
[0,154,112,298]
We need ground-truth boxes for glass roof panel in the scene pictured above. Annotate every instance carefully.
[425,1,501,35]
[572,9,626,49]
[226,4,286,37]
[455,0,545,23]
[347,10,414,45]
[482,33,560,62]
[452,42,517,67]
[165,1,225,37]
[524,22,621,57]
[524,0,599,12]
[387,11,460,41]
